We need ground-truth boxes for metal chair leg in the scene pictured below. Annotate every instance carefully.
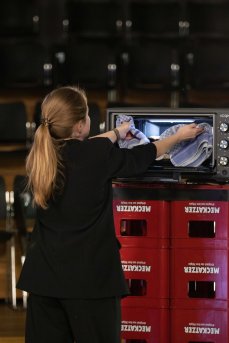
[21,255,27,309]
[7,236,17,309]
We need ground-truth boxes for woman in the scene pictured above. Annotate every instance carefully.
[17,86,203,343]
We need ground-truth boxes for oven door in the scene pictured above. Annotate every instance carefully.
[106,107,216,182]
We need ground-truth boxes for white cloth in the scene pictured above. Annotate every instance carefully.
[159,122,213,167]
[116,114,150,149]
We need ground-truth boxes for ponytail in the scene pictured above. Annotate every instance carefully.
[26,86,88,209]
[26,124,64,209]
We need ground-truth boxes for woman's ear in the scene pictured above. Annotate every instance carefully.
[71,120,84,138]
[71,122,80,136]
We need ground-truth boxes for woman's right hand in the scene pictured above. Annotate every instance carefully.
[154,123,205,158]
[175,123,204,142]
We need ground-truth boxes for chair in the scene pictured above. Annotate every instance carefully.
[124,37,180,89]
[121,37,180,107]
[13,175,36,308]
[184,38,229,91]
[0,102,32,153]
[65,0,124,39]
[88,103,101,136]
[64,37,119,92]
[0,176,18,309]
[186,0,229,38]
[0,0,40,38]
[0,38,53,89]
[128,0,181,39]
[33,101,42,130]
[13,175,36,255]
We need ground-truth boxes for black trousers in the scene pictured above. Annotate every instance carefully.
[25,293,121,343]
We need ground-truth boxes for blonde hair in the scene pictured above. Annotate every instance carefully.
[26,86,88,209]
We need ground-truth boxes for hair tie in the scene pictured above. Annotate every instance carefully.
[41,117,51,127]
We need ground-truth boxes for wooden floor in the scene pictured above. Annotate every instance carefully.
[0,301,25,343]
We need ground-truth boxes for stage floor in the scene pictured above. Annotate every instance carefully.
[0,302,25,343]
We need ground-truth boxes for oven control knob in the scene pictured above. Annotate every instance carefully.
[220,122,229,132]
[220,139,229,149]
[219,156,229,166]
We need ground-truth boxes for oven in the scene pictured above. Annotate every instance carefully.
[106,107,229,183]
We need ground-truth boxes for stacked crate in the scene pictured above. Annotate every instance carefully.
[113,182,171,343]
[170,184,229,343]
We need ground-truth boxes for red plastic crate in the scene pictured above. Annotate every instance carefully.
[171,307,229,343]
[121,306,169,343]
[170,183,229,192]
[122,298,169,309]
[171,200,229,249]
[170,247,229,307]
[113,199,170,247]
[121,246,169,304]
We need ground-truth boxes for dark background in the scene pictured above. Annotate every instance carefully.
[1,0,229,114]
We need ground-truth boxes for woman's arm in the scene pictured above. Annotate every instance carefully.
[153,123,204,158]
[91,121,203,157]
[90,122,132,143]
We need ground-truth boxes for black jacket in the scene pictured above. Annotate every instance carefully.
[17,138,157,298]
